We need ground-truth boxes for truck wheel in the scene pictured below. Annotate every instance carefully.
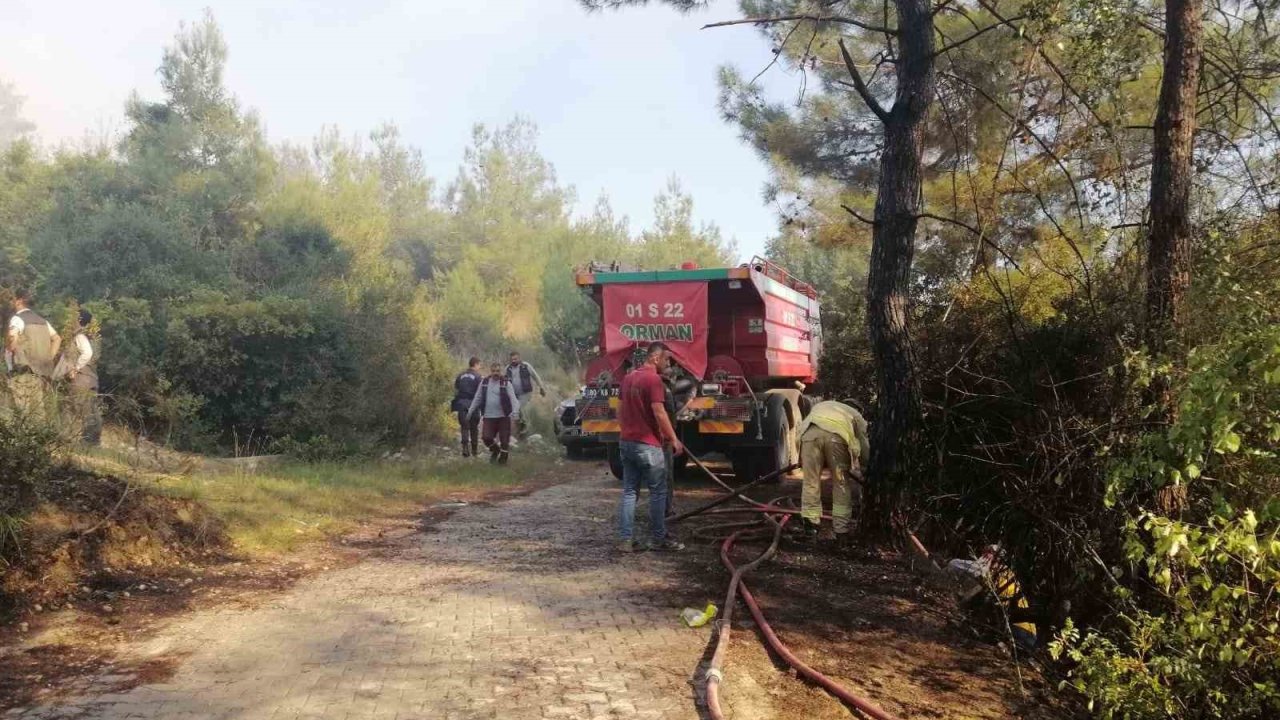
[760,412,791,483]
[757,394,794,483]
[607,444,624,480]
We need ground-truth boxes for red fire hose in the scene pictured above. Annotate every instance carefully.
[675,455,902,720]
[717,527,900,720]
[705,520,788,719]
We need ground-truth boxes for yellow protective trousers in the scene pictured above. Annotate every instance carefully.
[799,425,862,534]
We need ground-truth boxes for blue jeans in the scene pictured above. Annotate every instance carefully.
[618,441,668,543]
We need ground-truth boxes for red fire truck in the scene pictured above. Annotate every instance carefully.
[574,257,821,481]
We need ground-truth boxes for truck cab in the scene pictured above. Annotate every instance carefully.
[574,257,821,481]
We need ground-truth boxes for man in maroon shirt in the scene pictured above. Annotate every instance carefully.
[617,342,685,553]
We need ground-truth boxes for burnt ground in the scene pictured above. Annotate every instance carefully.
[666,471,1075,720]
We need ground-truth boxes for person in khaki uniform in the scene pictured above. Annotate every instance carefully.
[795,400,870,545]
[5,290,61,416]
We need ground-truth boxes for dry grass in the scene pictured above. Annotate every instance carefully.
[76,435,558,555]
[162,456,548,554]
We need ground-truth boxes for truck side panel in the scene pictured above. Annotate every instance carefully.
[754,273,819,383]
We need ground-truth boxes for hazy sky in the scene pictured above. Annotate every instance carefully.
[0,0,798,259]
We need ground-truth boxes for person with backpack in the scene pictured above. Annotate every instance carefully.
[451,357,483,457]
[505,351,545,439]
[467,362,520,465]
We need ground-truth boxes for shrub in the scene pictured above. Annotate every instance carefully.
[161,291,353,447]
[1052,508,1280,719]
[0,406,61,515]
[1049,322,1280,720]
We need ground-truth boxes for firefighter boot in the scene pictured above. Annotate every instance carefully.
[802,519,821,544]
[790,518,820,546]
[487,443,501,464]
[498,450,510,466]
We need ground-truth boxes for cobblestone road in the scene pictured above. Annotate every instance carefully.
[9,466,716,720]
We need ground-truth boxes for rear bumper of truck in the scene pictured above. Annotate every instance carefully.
[579,393,763,439]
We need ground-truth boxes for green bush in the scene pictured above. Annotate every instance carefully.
[162,291,353,448]
[273,434,367,463]
[0,406,61,515]
[1052,508,1280,719]
[1049,321,1280,720]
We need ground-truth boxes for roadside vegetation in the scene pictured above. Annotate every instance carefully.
[134,456,553,556]
[0,12,720,618]
[1,410,560,614]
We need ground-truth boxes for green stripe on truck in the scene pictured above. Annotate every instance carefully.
[590,269,734,283]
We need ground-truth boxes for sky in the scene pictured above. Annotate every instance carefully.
[0,0,797,259]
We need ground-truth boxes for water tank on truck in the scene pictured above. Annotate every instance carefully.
[573,257,821,482]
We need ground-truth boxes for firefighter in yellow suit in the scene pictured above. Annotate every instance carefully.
[795,400,870,545]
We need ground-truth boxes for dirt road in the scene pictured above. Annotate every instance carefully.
[6,461,1058,720]
[7,464,720,720]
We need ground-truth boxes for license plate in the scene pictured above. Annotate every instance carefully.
[583,387,619,398]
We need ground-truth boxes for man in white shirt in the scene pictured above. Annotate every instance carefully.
[56,308,100,444]
[468,362,520,465]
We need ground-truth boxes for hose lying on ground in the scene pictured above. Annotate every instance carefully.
[673,453,902,720]
[705,514,789,719]
[721,527,901,720]
[668,460,798,523]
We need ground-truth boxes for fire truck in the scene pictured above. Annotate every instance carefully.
[574,257,821,481]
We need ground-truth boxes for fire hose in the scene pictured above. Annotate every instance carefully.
[672,452,901,720]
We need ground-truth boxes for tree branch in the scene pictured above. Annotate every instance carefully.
[933,17,1025,57]
[703,15,897,35]
[841,204,876,225]
[917,211,980,236]
[916,212,1024,272]
[748,19,803,86]
[941,70,1087,234]
[839,39,891,123]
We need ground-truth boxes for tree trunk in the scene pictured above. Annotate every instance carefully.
[863,0,935,541]
[1145,0,1202,515]
[1146,0,1202,357]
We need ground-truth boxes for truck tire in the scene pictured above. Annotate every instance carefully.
[760,410,791,483]
[758,394,794,483]
[607,444,623,480]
